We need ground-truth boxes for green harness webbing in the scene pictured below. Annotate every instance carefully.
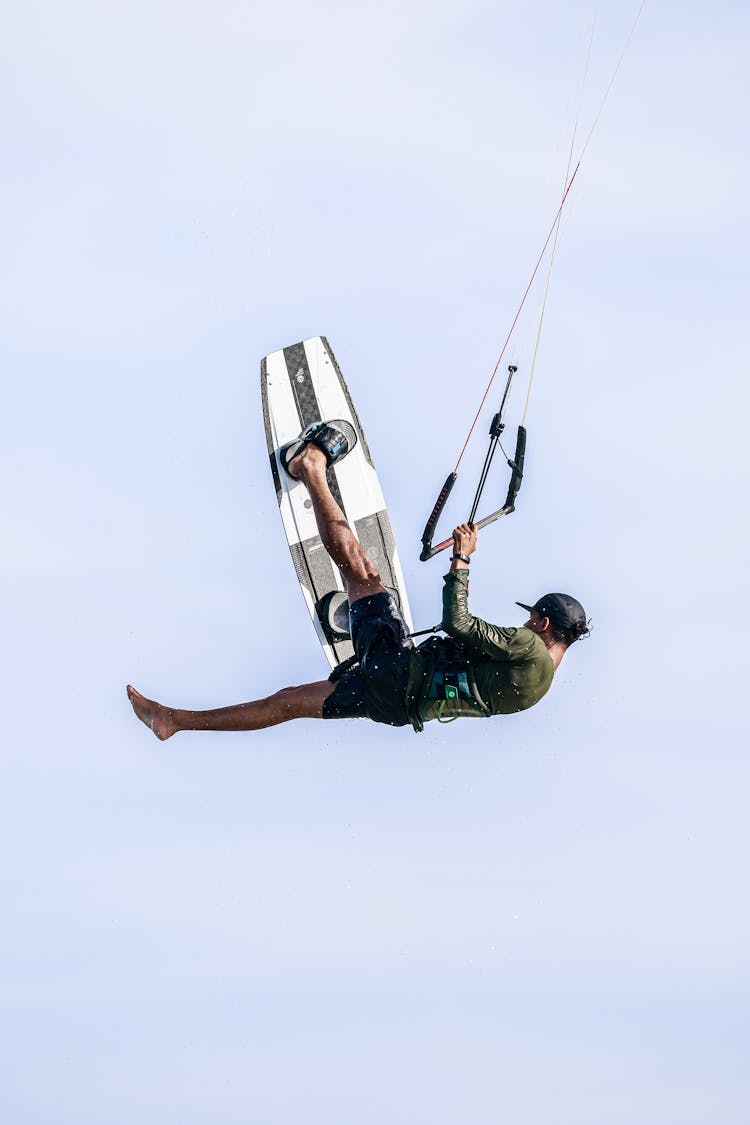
[428,669,472,723]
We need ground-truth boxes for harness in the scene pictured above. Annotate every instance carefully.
[409,635,491,731]
[423,641,474,723]
[327,633,491,732]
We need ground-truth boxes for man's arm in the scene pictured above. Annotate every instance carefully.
[442,523,538,661]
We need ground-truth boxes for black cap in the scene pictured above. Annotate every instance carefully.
[516,593,588,633]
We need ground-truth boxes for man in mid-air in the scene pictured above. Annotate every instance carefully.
[128,423,589,739]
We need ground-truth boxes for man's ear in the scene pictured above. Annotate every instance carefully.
[539,615,551,633]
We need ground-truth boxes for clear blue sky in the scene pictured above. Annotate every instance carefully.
[2,2,748,1123]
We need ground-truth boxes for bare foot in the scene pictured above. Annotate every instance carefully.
[126,685,179,741]
[288,442,327,481]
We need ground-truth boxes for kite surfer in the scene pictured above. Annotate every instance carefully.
[127,424,589,740]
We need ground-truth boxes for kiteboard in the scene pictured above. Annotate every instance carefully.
[261,336,413,669]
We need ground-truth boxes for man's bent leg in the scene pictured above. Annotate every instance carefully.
[288,445,386,603]
[127,680,336,741]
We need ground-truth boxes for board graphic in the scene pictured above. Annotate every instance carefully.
[261,336,412,669]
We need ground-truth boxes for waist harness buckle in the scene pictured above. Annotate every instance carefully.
[429,669,473,722]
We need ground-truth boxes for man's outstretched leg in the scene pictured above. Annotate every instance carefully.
[127,439,385,741]
[287,443,386,603]
[127,680,335,741]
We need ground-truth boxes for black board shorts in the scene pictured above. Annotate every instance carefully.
[322,592,414,726]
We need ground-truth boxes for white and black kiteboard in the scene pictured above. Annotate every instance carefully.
[261,336,412,669]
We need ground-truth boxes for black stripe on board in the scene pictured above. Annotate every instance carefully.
[282,341,348,516]
[289,536,332,606]
[320,336,375,469]
[289,539,354,665]
[354,510,398,593]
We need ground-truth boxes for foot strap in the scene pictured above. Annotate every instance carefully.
[280,419,357,479]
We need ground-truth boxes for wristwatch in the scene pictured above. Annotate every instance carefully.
[451,552,471,564]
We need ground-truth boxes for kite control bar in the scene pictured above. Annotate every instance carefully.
[419,425,526,560]
[419,365,526,561]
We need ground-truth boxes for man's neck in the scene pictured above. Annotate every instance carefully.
[544,640,566,671]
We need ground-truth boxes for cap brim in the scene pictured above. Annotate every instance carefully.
[515,601,535,613]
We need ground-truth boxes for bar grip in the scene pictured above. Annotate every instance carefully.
[420,472,457,561]
[503,425,526,511]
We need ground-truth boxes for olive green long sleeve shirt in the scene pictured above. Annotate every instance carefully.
[413,569,554,724]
